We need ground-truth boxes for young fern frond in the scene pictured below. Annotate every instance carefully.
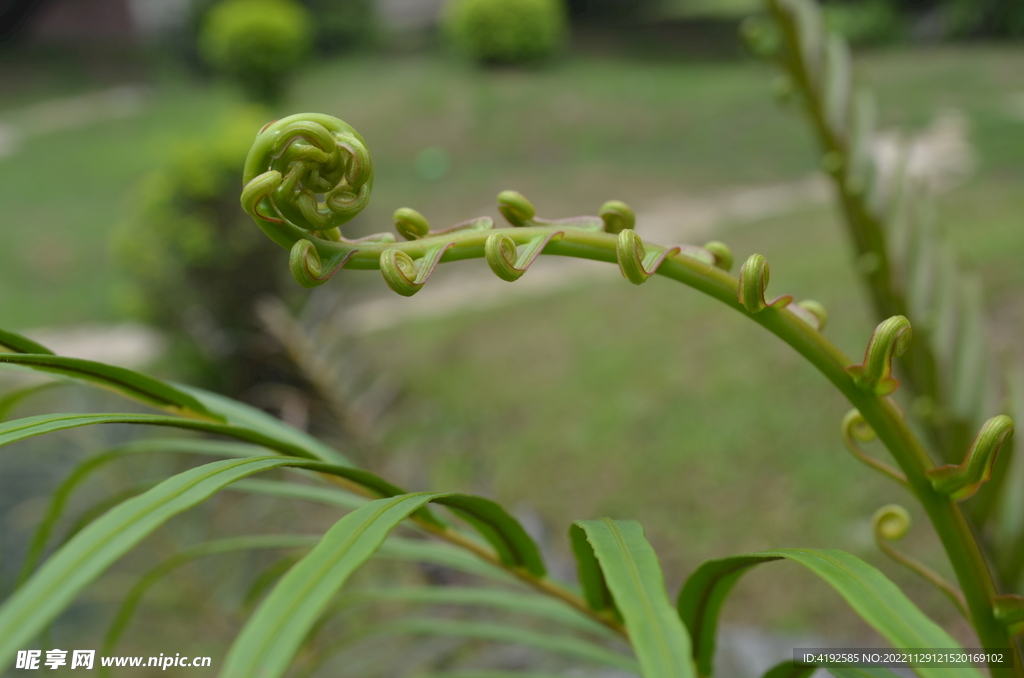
[841,409,908,485]
[928,416,1015,501]
[2,13,1020,673]
[871,505,968,618]
[239,110,1019,675]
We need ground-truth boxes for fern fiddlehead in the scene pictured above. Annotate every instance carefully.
[872,504,968,618]
[242,112,1020,675]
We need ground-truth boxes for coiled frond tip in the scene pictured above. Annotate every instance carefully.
[737,253,792,314]
[702,241,733,272]
[846,316,912,396]
[599,200,635,234]
[927,415,1014,501]
[841,409,907,485]
[497,190,536,227]
[616,229,680,285]
[394,207,431,240]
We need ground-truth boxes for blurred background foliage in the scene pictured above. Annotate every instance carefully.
[198,0,313,103]
[109,104,305,395]
[442,0,568,65]
[1,0,1023,673]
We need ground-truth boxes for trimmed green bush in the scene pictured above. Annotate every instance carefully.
[305,0,378,52]
[199,0,313,103]
[442,0,568,65]
[823,0,903,46]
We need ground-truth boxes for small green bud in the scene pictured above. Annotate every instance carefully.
[379,244,453,297]
[873,504,911,542]
[702,241,733,272]
[599,200,635,234]
[394,207,431,240]
[928,415,1014,501]
[846,315,912,396]
[485,233,523,282]
[497,190,536,227]
[797,299,828,330]
[738,253,791,314]
[288,239,351,288]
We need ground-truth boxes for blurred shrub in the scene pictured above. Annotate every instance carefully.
[933,0,1024,38]
[112,107,298,394]
[565,0,663,22]
[824,0,903,45]
[199,0,313,103]
[304,0,378,52]
[442,0,568,64]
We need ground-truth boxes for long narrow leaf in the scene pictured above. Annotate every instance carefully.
[376,537,518,583]
[0,456,336,667]
[0,354,223,421]
[0,412,444,524]
[19,439,263,584]
[677,549,984,678]
[376,619,638,673]
[0,327,54,354]
[179,384,351,466]
[60,482,158,543]
[0,412,321,459]
[229,479,366,510]
[573,519,694,678]
[107,537,534,664]
[763,660,817,678]
[104,535,320,658]
[569,523,618,617]
[220,493,446,678]
[347,586,619,640]
[0,382,63,420]
[434,495,546,576]
[0,329,350,466]
[221,491,556,678]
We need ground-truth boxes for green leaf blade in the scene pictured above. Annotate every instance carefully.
[350,586,619,640]
[378,618,639,673]
[0,456,302,667]
[677,548,985,678]
[219,492,444,678]
[574,518,694,678]
[434,494,546,576]
[0,354,223,421]
[0,328,54,354]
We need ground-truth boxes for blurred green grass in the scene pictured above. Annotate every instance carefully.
[2,43,1023,645]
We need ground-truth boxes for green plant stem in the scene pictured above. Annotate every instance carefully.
[286,224,1019,675]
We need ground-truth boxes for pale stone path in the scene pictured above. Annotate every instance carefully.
[0,85,148,159]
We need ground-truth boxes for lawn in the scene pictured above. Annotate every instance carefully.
[1,41,1023,655]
